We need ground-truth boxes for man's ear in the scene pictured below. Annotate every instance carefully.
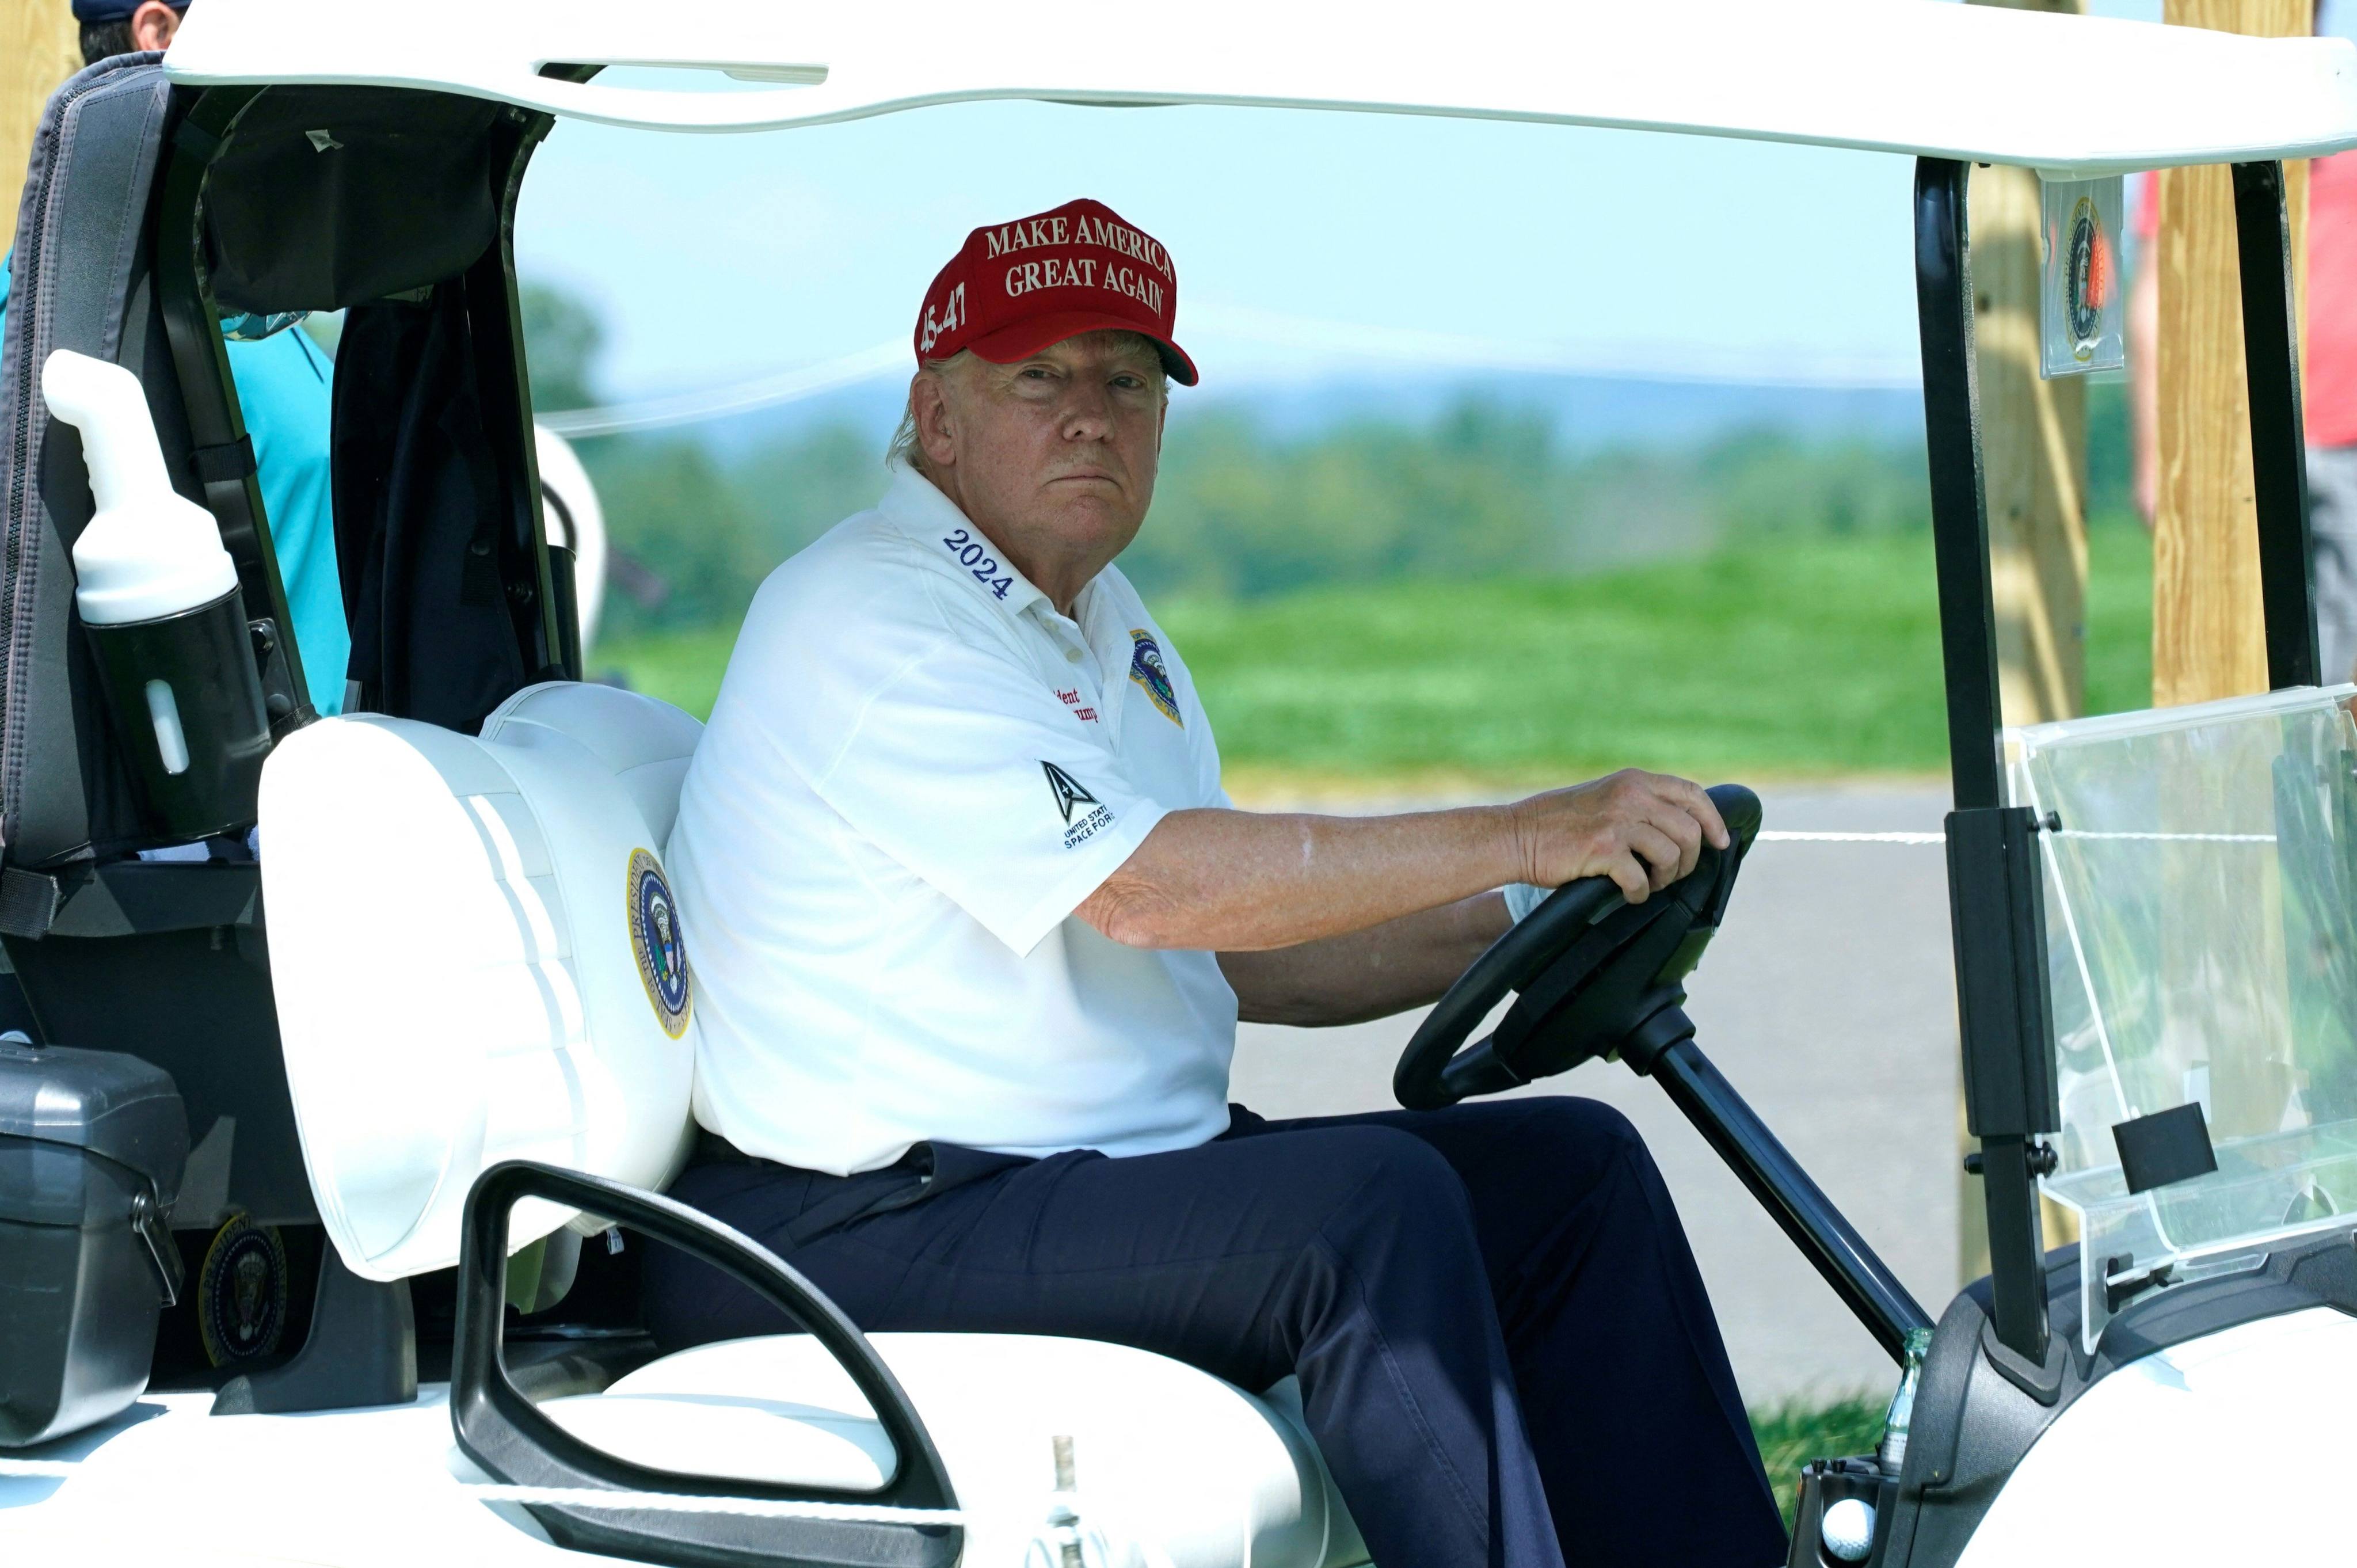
[911,371,958,471]
[131,1,182,51]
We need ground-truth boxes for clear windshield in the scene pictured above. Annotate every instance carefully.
[2005,686,2357,1350]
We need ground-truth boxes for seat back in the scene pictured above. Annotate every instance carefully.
[258,682,702,1281]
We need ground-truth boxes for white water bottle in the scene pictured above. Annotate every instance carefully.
[43,349,272,840]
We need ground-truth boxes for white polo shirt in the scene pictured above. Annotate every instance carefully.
[667,463,1239,1175]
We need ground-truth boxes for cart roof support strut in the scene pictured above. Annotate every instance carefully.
[1914,154,2323,1370]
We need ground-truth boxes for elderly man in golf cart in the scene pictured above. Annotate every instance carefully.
[657,199,1784,1568]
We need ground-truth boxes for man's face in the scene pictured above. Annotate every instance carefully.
[914,331,1168,600]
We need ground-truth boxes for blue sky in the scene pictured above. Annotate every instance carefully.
[513,0,2165,416]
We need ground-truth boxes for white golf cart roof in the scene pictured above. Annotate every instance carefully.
[169,0,2357,180]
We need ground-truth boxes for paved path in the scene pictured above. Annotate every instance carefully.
[1226,784,1960,1407]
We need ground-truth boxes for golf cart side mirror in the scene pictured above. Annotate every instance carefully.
[451,1161,962,1568]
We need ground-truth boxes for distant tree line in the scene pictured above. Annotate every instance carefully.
[521,284,2134,645]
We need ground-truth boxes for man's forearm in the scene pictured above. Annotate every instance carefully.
[1077,770,1727,956]
[1082,805,1524,952]
[1217,891,1513,1027]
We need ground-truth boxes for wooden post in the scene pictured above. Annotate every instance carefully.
[1959,0,2092,1286]
[2154,0,2312,705]
[1,1,81,242]
[1971,0,2092,731]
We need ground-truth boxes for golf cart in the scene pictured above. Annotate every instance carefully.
[3,2,2355,1564]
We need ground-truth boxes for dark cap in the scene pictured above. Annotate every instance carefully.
[71,1,185,21]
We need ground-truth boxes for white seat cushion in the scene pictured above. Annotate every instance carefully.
[479,680,703,847]
[259,686,703,1281]
[542,1333,1369,1568]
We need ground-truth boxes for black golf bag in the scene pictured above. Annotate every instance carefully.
[0,53,580,1440]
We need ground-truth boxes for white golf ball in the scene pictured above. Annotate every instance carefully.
[1820,1497,1876,1563]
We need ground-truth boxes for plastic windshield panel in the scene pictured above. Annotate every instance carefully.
[2006,687,2357,1350]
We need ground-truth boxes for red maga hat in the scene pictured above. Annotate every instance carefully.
[913,197,1198,386]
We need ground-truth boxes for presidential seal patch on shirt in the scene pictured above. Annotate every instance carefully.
[1128,630,1182,727]
[627,847,692,1038]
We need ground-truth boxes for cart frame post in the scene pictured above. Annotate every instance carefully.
[1916,157,2057,1366]
[2233,158,2322,690]
[1914,155,2323,1369]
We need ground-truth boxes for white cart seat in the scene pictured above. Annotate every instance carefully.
[545,1334,1368,1568]
[260,682,704,1281]
[260,680,1368,1567]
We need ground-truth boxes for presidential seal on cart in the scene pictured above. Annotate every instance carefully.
[626,847,690,1039]
[196,1214,287,1366]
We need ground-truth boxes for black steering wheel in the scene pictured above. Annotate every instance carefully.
[1394,784,1764,1110]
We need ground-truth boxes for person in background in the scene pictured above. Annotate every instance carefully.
[2131,1,2357,684]
[0,0,348,714]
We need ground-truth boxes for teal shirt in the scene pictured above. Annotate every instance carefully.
[1,252,347,715]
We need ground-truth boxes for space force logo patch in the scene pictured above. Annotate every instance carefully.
[1044,760,1114,848]
[198,1215,288,1366]
[1128,630,1182,727]
[627,848,692,1038]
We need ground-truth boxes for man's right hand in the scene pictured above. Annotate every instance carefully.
[1509,769,1731,905]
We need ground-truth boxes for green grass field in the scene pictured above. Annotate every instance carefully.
[1750,1396,1891,1526]
[601,526,2154,785]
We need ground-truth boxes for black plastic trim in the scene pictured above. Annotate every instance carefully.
[188,434,256,485]
[2232,160,2321,690]
[153,85,314,736]
[1945,809,2059,1145]
[479,110,573,686]
[451,1161,961,1568]
[1878,1229,2357,1567]
[212,1243,415,1414]
[1913,159,2001,815]
[1913,157,2059,1370]
[2112,1102,2218,1194]
[1943,806,2059,1363]
[46,859,258,938]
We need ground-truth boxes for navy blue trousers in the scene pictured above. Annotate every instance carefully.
[643,1096,1787,1568]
